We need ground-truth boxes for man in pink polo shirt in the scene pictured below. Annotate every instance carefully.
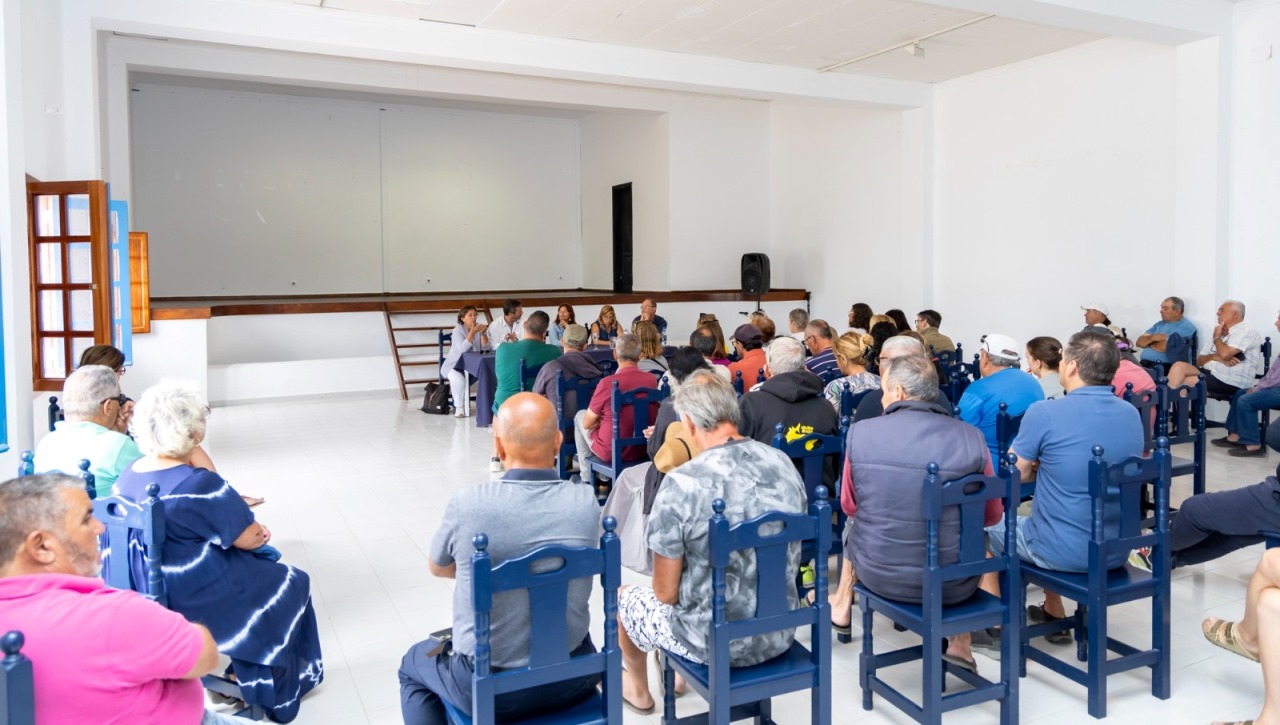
[0,473,246,724]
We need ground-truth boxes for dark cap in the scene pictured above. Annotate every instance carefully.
[733,324,763,344]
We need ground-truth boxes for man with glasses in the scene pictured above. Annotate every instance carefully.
[802,320,841,385]
[957,334,1044,469]
[914,310,955,355]
[33,365,142,498]
[851,336,953,422]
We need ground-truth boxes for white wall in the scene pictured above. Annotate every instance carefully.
[0,0,32,468]
[769,102,907,323]
[934,39,1183,351]
[131,82,583,296]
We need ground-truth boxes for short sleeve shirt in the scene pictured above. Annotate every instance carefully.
[957,368,1044,467]
[0,574,205,725]
[646,438,808,666]
[586,366,659,462]
[1012,386,1144,571]
[1202,322,1264,389]
[34,420,143,498]
[429,469,601,668]
[1139,319,1197,364]
[804,348,841,385]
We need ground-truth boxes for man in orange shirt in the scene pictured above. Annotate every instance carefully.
[727,324,767,391]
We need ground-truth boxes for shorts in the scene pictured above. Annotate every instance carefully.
[617,586,702,664]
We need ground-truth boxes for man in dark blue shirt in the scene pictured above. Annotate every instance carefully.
[803,320,841,385]
[632,298,667,337]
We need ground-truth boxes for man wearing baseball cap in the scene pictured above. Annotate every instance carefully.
[957,333,1045,469]
[1081,303,1122,337]
[726,323,767,390]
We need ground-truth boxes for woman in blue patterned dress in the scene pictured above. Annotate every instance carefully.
[114,380,323,723]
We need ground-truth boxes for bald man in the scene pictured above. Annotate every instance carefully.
[632,298,668,337]
[399,393,603,725]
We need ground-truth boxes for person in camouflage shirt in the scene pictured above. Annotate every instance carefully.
[615,370,808,713]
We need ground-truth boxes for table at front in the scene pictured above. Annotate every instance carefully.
[458,347,663,427]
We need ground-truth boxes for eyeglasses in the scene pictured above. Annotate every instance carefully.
[101,394,128,407]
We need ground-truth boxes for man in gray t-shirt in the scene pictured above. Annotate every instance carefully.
[615,371,807,713]
[398,394,601,725]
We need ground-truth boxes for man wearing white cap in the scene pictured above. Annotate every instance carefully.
[1081,303,1122,337]
[957,333,1045,468]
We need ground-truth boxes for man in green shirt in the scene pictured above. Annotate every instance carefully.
[34,365,142,497]
[491,311,562,472]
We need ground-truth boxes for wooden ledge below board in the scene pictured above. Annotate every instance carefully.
[150,288,811,320]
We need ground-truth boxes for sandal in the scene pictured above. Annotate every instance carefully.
[1202,617,1260,662]
[807,591,852,635]
[942,653,978,675]
[241,495,265,508]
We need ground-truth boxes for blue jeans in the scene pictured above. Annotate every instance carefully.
[1226,387,1280,446]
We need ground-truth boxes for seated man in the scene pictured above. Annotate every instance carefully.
[1081,302,1123,337]
[487,298,524,347]
[631,298,668,337]
[853,336,953,422]
[1212,309,1280,457]
[687,328,732,383]
[400,394,601,724]
[992,330,1143,643]
[726,324,767,388]
[574,334,658,467]
[1131,461,1280,571]
[958,334,1044,467]
[492,310,562,472]
[34,364,142,498]
[843,354,1001,670]
[0,473,244,725]
[532,323,602,413]
[1135,296,1197,368]
[1166,299,1263,396]
[802,320,841,385]
[738,336,840,489]
[615,372,807,712]
[914,309,956,355]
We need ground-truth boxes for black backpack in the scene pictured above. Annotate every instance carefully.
[421,382,451,415]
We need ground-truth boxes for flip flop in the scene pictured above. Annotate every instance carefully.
[1203,617,1260,662]
[653,651,686,698]
[807,592,852,635]
[622,694,655,715]
[942,653,979,675]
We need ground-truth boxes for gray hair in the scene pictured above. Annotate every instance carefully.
[881,336,925,357]
[61,365,121,420]
[615,333,642,363]
[788,308,809,330]
[1165,296,1185,314]
[0,474,83,567]
[882,354,940,403]
[1227,300,1246,318]
[131,379,209,459]
[986,352,1018,369]
[674,370,739,431]
[765,336,805,374]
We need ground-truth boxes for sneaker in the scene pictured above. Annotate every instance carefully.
[489,457,504,473]
[1128,547,1153,573]
[1026,603,1073,645]
[969,627,1002,658]
[454,409,468,418]
[800,565,816,588]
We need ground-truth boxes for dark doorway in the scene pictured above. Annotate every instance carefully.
[612,183,633,294]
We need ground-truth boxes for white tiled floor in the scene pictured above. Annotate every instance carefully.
[202,391,1279,724]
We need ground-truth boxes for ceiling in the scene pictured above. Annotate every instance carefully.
[270,0,1106,84]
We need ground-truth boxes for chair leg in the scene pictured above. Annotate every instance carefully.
[1018,584,1028,679]
[662,659,677,724]
[754,697,773,725]
[1087,602,1107,719]
[923,633,943,725]
[1153,588,1171,701]
[1075,604,1088,663]
[860,604,874,711]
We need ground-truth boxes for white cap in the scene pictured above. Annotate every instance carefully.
[1080,303,1110,316]
[980,334,1021,362]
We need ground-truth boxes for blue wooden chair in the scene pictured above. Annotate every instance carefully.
[16,451,33,477]
[770,423,846,608]
[17,451,96,500]
[518,358,548,393]
[1164,375,1207,496]
[597,359,618,377]
[840,383,874,420]
[47,396,64,432]
[1,631,34,725]
[732,371,744,397]
[856,457,1021,725]
[1019,438,1173,719]
[555,375,603,479]
[996,403,1026,499]
[659,491,832,725]
[442,518,622,725]
[94,485,265,720]
[582,383,666,500]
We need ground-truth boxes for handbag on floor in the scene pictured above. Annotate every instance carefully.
[420,382,450,415]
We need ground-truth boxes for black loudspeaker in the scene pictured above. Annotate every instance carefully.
[741,253,771,296]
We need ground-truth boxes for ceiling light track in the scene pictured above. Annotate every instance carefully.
[817,14,994,73]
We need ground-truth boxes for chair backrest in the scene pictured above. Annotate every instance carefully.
[17,453,97,500]
[517,358,547,393]
[706,492,831,672]
[93,483,167,606]
[47,397,63,433]
[609,383,667,463]
[1123,381,1164,453]
[1262,337,1274,377]
[770,423,844,504]
[995,402,1024,464]
[922,454,1020,595]
[438,330,452,371]
[468,518,621,723]
[732,371,744,397]
[597,359,618,377]
[1164,375,1206,447]
[755,368,766,387]
[1,631,34,725]
[1088,438,1173,572]
[839,384,873,420]
[556,375,603,426]
[16,451,33,478]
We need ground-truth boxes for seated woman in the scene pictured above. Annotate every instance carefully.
[440,305,491,418]
[696,314,731,365]
[748,311,776,344]
[1026,336,1065,399]
[547,303,575,347]
[866,321,900,376]
[590,304,622,344]
[634,321,669,375]
[823,331,880,410]
[114,380,323,723]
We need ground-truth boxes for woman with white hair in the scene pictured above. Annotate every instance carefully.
[113,380,323,723]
